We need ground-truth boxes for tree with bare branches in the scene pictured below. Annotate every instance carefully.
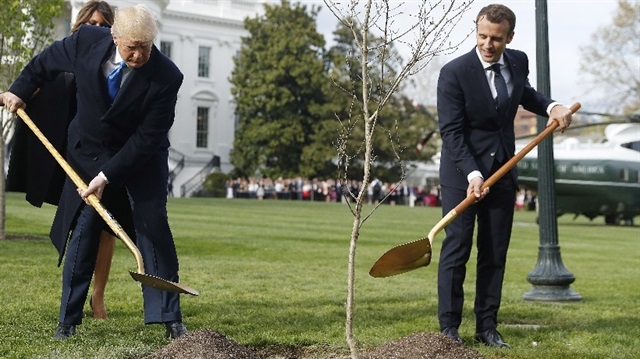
[579,0,640,113]
[321,0,474,357]
[321,20,438,181]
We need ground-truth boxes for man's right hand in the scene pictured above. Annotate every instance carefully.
[78,174,108,206]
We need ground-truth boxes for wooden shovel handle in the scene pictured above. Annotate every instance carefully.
[16,108,145,274]
[453,102,581,215]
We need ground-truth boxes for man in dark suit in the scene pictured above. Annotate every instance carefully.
[2,4,187,340]
[436,4,572,347]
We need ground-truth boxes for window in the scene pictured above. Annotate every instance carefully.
[198,46,211,78]
[160,41,172,58]
[620,168,630,181]
[196,107,209,148]
[622,141,640,152]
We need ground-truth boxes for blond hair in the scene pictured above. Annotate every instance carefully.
[111,4,158,43]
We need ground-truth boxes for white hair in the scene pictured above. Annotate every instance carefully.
[111,4,158,43]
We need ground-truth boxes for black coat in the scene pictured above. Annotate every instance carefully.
[7,73,74,207]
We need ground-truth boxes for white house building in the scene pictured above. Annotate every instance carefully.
[54,0,267,196]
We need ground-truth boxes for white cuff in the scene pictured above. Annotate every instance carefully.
[467,170,483,183]
[98,171,109,184]
[546,101,561,115]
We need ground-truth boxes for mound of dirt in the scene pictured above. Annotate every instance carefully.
[365,332,485,359]
[141,329,260,359]
[142,330,484,359]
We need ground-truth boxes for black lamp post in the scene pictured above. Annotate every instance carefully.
[523,0,582,301]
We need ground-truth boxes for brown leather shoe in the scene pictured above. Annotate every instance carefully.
[165,321,187,339]
[441,327,463,344]
[475,328,510,348]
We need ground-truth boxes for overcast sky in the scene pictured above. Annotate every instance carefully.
[306,0,621,112]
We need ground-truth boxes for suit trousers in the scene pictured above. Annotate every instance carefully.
[59,148,182,326]
[437,171,516,332]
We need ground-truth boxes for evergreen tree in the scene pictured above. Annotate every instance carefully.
[229,0,327,179]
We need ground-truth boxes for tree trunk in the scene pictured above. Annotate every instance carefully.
[324,1,472,357]
[0,118,6,240]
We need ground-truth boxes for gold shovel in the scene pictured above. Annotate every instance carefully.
[17,108,199,296]
[369,102,581,278]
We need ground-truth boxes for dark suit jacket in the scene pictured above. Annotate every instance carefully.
[9,25,183,262]
[437,47,554,190]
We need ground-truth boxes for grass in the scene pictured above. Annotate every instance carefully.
[0,191,638,358]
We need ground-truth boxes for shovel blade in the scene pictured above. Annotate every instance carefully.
[369,238,432,277]
[129,271,199,296]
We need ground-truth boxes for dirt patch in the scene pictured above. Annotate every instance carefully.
[142,330,484,359]
[141,329,260,359]
[5,234,48,241]
[255,345,350,359]
[365,332,485,359]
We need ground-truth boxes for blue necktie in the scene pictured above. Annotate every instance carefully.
[491,63,509,112]
[107,61,126,102]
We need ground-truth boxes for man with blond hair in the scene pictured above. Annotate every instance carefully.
[2,5,187,340]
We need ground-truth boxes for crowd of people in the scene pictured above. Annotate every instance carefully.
[225,176,442,207]
[224,176,538,210]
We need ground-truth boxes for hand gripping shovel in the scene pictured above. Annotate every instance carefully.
[369,102,581,278]
[17,108,199,296]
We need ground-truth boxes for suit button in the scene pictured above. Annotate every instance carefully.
[93,157,98,161]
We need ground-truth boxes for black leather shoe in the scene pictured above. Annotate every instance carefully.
[165,321,187,339]
[53,323,76,340]
[475,328,510,348]
[441,327,463,344]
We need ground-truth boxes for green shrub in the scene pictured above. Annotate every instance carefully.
[202,172,228,197]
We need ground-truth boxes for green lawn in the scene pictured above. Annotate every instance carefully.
[1,192,638,358]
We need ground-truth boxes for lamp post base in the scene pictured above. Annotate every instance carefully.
[523,285,582,301]
[524,244,582,301]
